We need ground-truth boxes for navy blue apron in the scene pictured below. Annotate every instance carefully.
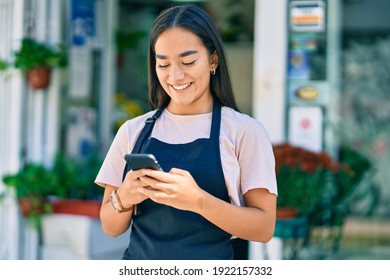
[122,100,234,260]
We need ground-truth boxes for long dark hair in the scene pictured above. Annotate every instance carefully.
[147,4,239,111]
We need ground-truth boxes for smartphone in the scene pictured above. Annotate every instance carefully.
[124,153,162,171]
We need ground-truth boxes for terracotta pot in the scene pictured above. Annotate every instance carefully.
[51,199,101,218]
[18,197,45,217]
[27,66,51,89]
[276,207,298,219]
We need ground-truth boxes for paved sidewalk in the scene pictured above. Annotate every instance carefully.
[328,216,390,260]
[329,244,390,260]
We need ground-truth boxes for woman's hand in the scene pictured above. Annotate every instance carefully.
[137,168,277,242]
[118,169,150,208]
[137,168,207,212]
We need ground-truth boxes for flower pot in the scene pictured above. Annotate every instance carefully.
[27,66,51,89]
[51,199,101,218]
[18,197,45,217]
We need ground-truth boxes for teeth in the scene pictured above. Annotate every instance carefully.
[172,83,191,90]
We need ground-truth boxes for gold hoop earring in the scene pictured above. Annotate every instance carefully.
[211,68,216,75]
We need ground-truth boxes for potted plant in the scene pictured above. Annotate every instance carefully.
[48,154,104,218]
[273,143,371,218]
[2,163,59,228]
[272,143,372,258]
[13,37,67,89]
[2,154,104,228]
[273,143,339,219]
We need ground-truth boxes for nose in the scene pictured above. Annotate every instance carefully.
[169,63,185,81]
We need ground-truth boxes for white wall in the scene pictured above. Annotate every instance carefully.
[0,0,66,259]
[0,0,24,260]
[252,0,288,143]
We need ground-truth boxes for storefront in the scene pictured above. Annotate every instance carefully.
[1,0,389,260]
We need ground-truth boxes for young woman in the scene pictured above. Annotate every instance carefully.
[95,4,277,260]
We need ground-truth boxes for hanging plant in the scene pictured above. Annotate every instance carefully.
[13,38,67,89]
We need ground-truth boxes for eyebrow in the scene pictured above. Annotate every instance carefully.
[155,50,199,60]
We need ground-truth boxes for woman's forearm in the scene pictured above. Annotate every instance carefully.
[100,186,133,237]
[197,188,276,242]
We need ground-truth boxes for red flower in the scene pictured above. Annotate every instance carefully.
[273,143,344,215]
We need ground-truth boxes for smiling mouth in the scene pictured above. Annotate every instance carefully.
[171,82,192,90]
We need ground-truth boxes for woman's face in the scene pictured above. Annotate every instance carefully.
[154,27,218,115]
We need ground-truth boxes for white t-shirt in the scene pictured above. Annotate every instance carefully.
[95,106,277,206]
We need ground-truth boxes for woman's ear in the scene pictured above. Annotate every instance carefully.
[210,50,219,70]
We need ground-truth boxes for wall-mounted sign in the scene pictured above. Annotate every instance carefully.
[288,81,327,105]
[290,1,325,32]
[288,106,323,152]
[288,50,310,80]
[70,0,96,46]
[295,86,320,100]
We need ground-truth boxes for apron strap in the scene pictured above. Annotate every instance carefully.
[210,99,221,140]
[132,108,165,154]
[122,107,165,182]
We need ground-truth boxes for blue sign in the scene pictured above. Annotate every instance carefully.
[71,0,95,46]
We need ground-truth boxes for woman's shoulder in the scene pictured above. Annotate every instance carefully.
[115,110,158,140]
[221,106,265,130]
[221,106,272,145]
[122,110,157,128]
